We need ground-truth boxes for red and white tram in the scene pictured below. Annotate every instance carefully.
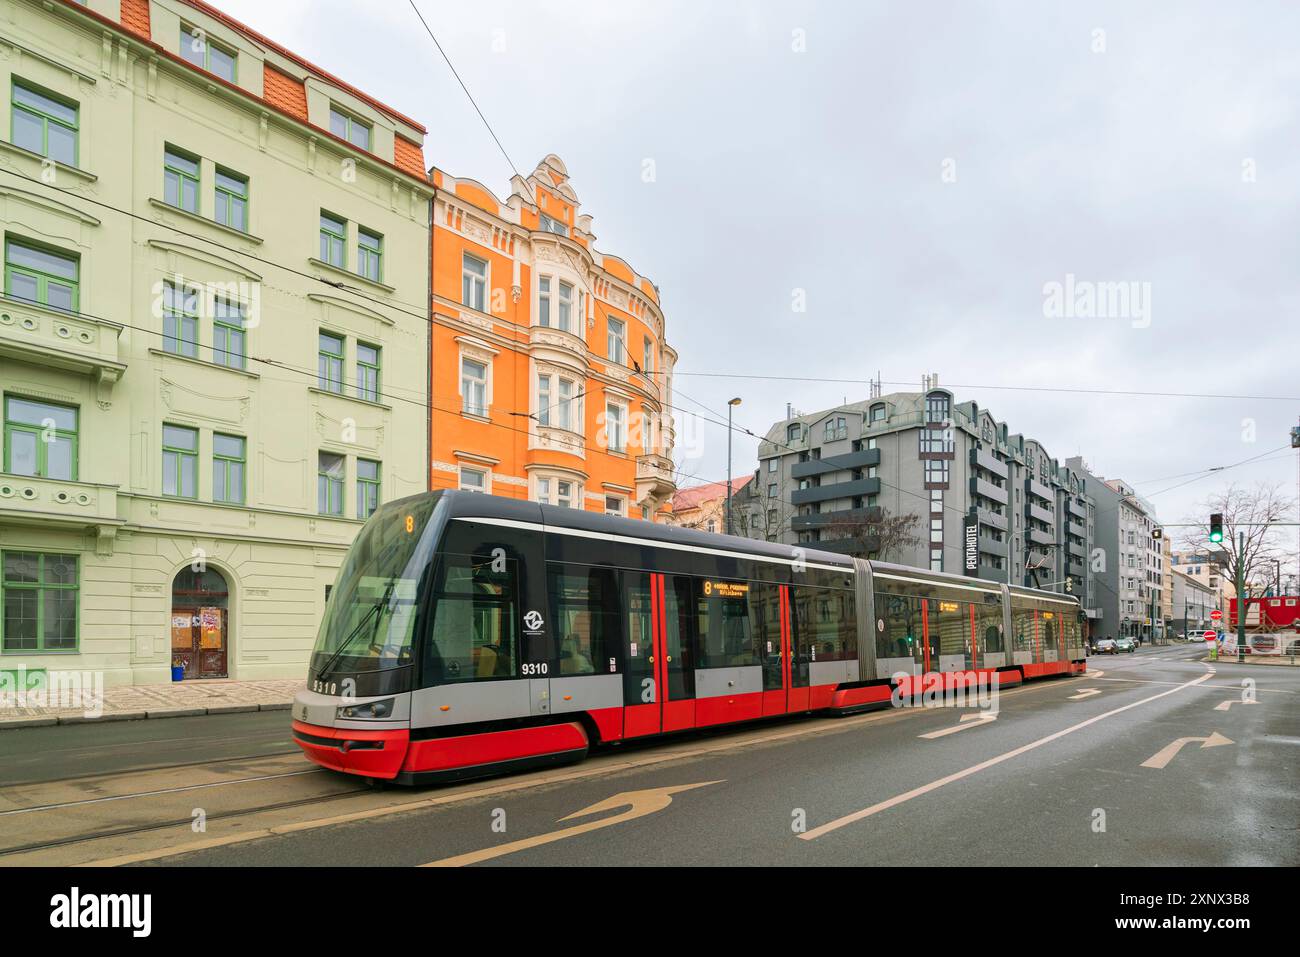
[292,491,1085,784]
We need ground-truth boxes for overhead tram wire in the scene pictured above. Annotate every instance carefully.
[653,370,1300,404]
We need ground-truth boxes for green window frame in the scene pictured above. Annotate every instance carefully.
[328,106,371,150]
[318,452,344,516]
[162,281,199,358]
[4,238,79,312]
[10,79,78,167]
[357,458,380,519]
[320,212,346,267]
[3,395,77,480]
[163,147,201,213]
[357,228,382,282]
[161,424,198,499]
[180,25,237,82]
[213,297,246,369]
[214,168,248,232]
[213,433,245,505]
[356,342,380,402]
[318,332,344,393]
[1,551,78,654]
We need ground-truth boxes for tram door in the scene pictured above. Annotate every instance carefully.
[760,583,789,716]
[623,572,695,738]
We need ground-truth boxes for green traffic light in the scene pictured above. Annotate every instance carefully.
[1209,530,1223,543]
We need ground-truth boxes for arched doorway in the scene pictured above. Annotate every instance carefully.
[171,567,230,679]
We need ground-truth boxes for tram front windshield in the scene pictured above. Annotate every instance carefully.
[311,496,442,676]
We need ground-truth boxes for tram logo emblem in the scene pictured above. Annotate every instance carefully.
[524,610,544,632]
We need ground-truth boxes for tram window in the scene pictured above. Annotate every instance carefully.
[1040,612,1058,651]
[932,599,972,661]
[426,552,518,683]
[751,582,783,689]
[1012,608,1036,653]
[976,602,1004,654]
[696,579,760,669]
[624,572,654,705]
[876,593,922,661]
[793,586,855,661]
[550,565,620,676]
[664,576,696,698]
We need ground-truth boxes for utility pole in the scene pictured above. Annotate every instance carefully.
[1236,529,1246,663]
[725,397,741,535]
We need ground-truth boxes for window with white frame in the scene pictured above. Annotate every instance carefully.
[607,317,626,364]
[605,400,626,453]
[538,277,552,327]
[558,281,574,332]
[539,213,568,235]
[536,476,579,508]
[605,495,625,517]
[537,373,578,431]
[459,467,486,492]
[642,337,653,374]
[462,253,487,312]
[461,356,488,416]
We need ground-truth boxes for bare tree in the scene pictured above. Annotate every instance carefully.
[820,506,923,561]
[1181,482,1296,597]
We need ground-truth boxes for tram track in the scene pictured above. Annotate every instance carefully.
[0,750,367,862]
[0,786,367,858]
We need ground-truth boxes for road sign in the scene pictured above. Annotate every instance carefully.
[1210,609,1222,621]
[1203,630,1216,641]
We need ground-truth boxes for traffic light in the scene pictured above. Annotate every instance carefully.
[1209,512,1224,543]
[1153,528,1163,540]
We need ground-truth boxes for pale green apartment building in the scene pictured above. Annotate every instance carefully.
[0,0,433,686]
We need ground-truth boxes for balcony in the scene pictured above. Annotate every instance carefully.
[0,299,126,399]
[790,447,879,479]
[978,533,1006,556]
[1026,502,1054,525]
[527,324,588,374]
[790,477,880,506]
[0,474,123,555]
[970,476,1008,506]
[1066,538,1086,557]
[815,535,883,556]
[1026,477,1053,503]
[969,445,1008,479]
[1067,498,1087,520]
[1027,527,1054,547]
[1067,520,1087,539]
[792,505,883,531]
[636,453,676,508]
[975,505,1008,532]
[1067,559,1086,577]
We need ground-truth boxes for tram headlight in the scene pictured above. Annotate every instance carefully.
[337,699,393,720]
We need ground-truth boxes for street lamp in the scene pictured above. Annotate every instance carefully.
[726,397,742,535]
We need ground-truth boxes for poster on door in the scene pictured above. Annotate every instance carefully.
[171,614,193,650]
[199,607,223,649]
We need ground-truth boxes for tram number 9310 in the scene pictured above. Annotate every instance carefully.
[521,662,549,676]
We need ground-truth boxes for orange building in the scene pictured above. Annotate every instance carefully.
[429,154,677,518]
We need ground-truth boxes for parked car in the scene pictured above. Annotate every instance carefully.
[1094,638,1117,654]
[1114,636,1137,654]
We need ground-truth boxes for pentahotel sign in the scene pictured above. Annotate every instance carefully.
[964,510,979,576]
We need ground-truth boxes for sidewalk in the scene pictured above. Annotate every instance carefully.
[0,678,304,729]
[1205,654,1300,668]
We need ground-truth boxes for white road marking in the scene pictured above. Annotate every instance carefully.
[918,712,997,739]
[1213,699,1258,712]
[1141,732,1234,769]
[1068,688,1102,700]
[801,670,1214,841]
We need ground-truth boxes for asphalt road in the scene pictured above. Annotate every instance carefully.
[0,710,296,786]
[129,644,1296,867]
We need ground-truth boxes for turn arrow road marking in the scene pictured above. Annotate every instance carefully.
[1140,732,1234,770]
[919,712,997,739]
[1214,699,1258,712]
[1068,688,1102,700]
[422,781,722,867]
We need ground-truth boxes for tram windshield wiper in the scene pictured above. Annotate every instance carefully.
[316,579,397,679]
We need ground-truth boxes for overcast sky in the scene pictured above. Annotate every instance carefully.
[220,0,1299,548]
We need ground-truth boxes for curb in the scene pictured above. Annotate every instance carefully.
[0,701,295,729]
